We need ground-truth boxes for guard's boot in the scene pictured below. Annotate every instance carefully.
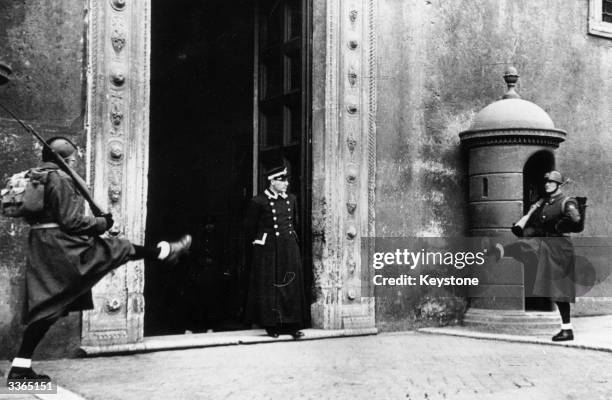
[7,367,51,382]
[164,234,192,265]
[552,329,574,342]
[290,331,304,340]
[265,329,279,338]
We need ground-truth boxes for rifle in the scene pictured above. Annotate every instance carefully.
[0,102,107,217]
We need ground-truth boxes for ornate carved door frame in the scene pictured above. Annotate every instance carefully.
[309,0,377,330]
[82,0,377,348]
[82,0,150,347]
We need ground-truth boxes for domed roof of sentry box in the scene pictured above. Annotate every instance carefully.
[459,67,566,148]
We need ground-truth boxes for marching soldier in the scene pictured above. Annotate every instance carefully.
[244,160,307,339]
[8,137,192,382]
[492,170,583,342]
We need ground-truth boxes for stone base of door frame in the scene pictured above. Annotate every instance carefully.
[80,328,378,356]
[310,297,376,330]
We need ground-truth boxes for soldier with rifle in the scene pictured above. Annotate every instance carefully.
[490,170,586,342]
[0,65,192,383]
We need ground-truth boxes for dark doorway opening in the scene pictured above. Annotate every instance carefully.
[145,0,254,336]
[145,0,312,336]
[523,150,555,312]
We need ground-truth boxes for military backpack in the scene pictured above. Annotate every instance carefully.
[0,168,52,218]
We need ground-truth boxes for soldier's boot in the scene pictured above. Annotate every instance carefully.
[7,367,51,382]
[163,234,192,265]
[492,243,504,261]
[481,238,504,261]
[552,329,574,342]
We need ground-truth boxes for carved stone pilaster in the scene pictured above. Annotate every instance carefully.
[311,0,377,330]
[82,0,149,347]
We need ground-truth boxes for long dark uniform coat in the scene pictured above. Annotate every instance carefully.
[244,189,307,329]
[509,191,578,302]
[23,162,134,325]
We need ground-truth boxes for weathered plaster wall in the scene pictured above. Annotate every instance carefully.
[0,0,87,359]
[375,0,612,329]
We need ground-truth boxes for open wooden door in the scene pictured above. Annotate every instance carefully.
[255,0,313,316]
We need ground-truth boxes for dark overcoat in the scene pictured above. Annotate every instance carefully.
[244,189,307,328]
[23,162,134,324]
[519,191,577,303]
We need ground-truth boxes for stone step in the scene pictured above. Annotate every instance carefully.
[463,308,560,335]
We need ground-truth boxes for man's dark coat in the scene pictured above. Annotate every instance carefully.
[244,189,307,328]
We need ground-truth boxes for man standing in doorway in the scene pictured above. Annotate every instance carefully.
[244,157,307,339]
[7,136,192,383]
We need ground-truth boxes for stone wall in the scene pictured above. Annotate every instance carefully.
[0,0,87,359]
[375,0,612,329]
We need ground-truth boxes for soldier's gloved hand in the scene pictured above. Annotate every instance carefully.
[102,213,115,231]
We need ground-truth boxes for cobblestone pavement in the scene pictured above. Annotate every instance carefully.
[2,332,612,400]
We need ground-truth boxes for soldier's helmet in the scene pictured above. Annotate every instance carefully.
[544,170,563,184]
[42,136,77,161]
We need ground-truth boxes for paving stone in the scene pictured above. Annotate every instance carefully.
[1,332,609,400]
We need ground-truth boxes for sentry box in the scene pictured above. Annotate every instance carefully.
[459,68,567,334]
